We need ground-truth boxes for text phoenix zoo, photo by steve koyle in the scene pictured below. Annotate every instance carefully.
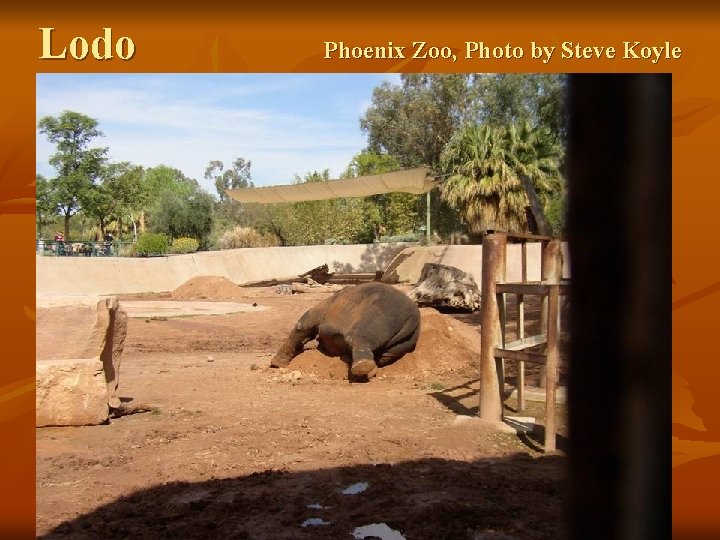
[323,40,683,64]
[35,28,683,65]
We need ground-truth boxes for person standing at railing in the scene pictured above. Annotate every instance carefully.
[104,232,114,256]
[53,231,64,255]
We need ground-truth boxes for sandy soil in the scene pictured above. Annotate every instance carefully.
[36,276,567,540]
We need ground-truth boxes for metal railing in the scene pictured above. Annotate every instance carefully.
[36,240,136,257]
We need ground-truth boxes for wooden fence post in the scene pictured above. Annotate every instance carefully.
[479,233,507,422]
[539,240,563,388]
[545,282,560,452]
[517,242,527,411]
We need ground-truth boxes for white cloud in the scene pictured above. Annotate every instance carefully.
[36,74,378,191]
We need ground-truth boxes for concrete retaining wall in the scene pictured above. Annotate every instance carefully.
[36,241,570,297]
[36,243,416,296]
[384,242,570,287]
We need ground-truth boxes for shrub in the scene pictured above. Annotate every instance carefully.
[118,243,137,257]
[136,233,169,256]
[216,226,280,249]
[170,237,200,254]
[378,233,422,243]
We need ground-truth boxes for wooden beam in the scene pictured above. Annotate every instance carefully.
[496,282,570,296]
[494,348,547,365]
[504,334,547,351]
[485,230,552,242]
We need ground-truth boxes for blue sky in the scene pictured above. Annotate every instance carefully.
[36,73,401,194]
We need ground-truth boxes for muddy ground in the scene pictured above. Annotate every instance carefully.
[36,277,568,540]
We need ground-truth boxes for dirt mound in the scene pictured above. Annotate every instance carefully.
[285,307,480,380]
[170,276,246,300]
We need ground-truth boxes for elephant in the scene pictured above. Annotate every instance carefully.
[270,282,421,380]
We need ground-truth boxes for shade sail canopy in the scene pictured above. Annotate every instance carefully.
[226,167,437,203]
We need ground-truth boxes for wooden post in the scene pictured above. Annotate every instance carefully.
[497,290,506,405]
[426,191,431,237]
[544,282,560,452]
[517,242,527,411]
[479,233,507,422]
[539,240,563,388]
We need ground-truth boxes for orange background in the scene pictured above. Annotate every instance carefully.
[0,2,716,537]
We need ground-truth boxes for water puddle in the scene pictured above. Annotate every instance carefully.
[306,503,331,509]
[342,481,369,495]
[301,517,332,527]
[352,522,406,540]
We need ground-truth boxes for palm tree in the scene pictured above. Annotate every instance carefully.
[440,122,563,234]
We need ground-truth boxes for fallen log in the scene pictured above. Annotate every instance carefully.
[409,263,481,312]
[328,271,383,284]
[298,264,334,284]
[291,281,345,294]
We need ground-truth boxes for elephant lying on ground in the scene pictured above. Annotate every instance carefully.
[270,282,421,380]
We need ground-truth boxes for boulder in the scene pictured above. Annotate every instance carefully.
[36,296,127,427]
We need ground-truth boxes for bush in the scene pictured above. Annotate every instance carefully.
[378,233,422,243]
[118,243,137,257]
[545,200,566,239]
[216,226,280,249]
[136,233,169,256]
[170,237,200,254]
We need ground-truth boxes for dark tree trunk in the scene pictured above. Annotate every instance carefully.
[63,213,71,240]
[519,173,551,236]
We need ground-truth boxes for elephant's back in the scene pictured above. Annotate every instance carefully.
[323,282,419,337]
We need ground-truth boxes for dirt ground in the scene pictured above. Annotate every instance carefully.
[36,277,568,540]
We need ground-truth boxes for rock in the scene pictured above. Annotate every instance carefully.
[36,358,109,426]
[275,284,293,295]
[451,415,517,434]
[452,415,476,426]
[276,370,303,384]
[36,296,127,426]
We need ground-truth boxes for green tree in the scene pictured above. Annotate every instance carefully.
[139,165,199,232]
[142,165,197,200]
[440,122,563,234]
[361,74,472,168]
[343,151,419,239]
[35,174,57,239]
[107,162,145,239]
[360,75,471,237]
[205,158,254,201]
[246,170,373,246]
[360,74,568,238]
[470,73,567,143]
[149,189,214,247]
[205,157,255,232]
[81,162,144,238]
[247,203,296,246]
[37,111,108,238]
[286,170,341,245]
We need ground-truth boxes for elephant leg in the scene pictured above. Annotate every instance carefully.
[377,319,421,367]
[270,309,320,367]
[350,339,377,379]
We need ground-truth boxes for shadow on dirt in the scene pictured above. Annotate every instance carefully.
[429,381,569,454]
[429,379,480,416]
[39,455,565,540]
